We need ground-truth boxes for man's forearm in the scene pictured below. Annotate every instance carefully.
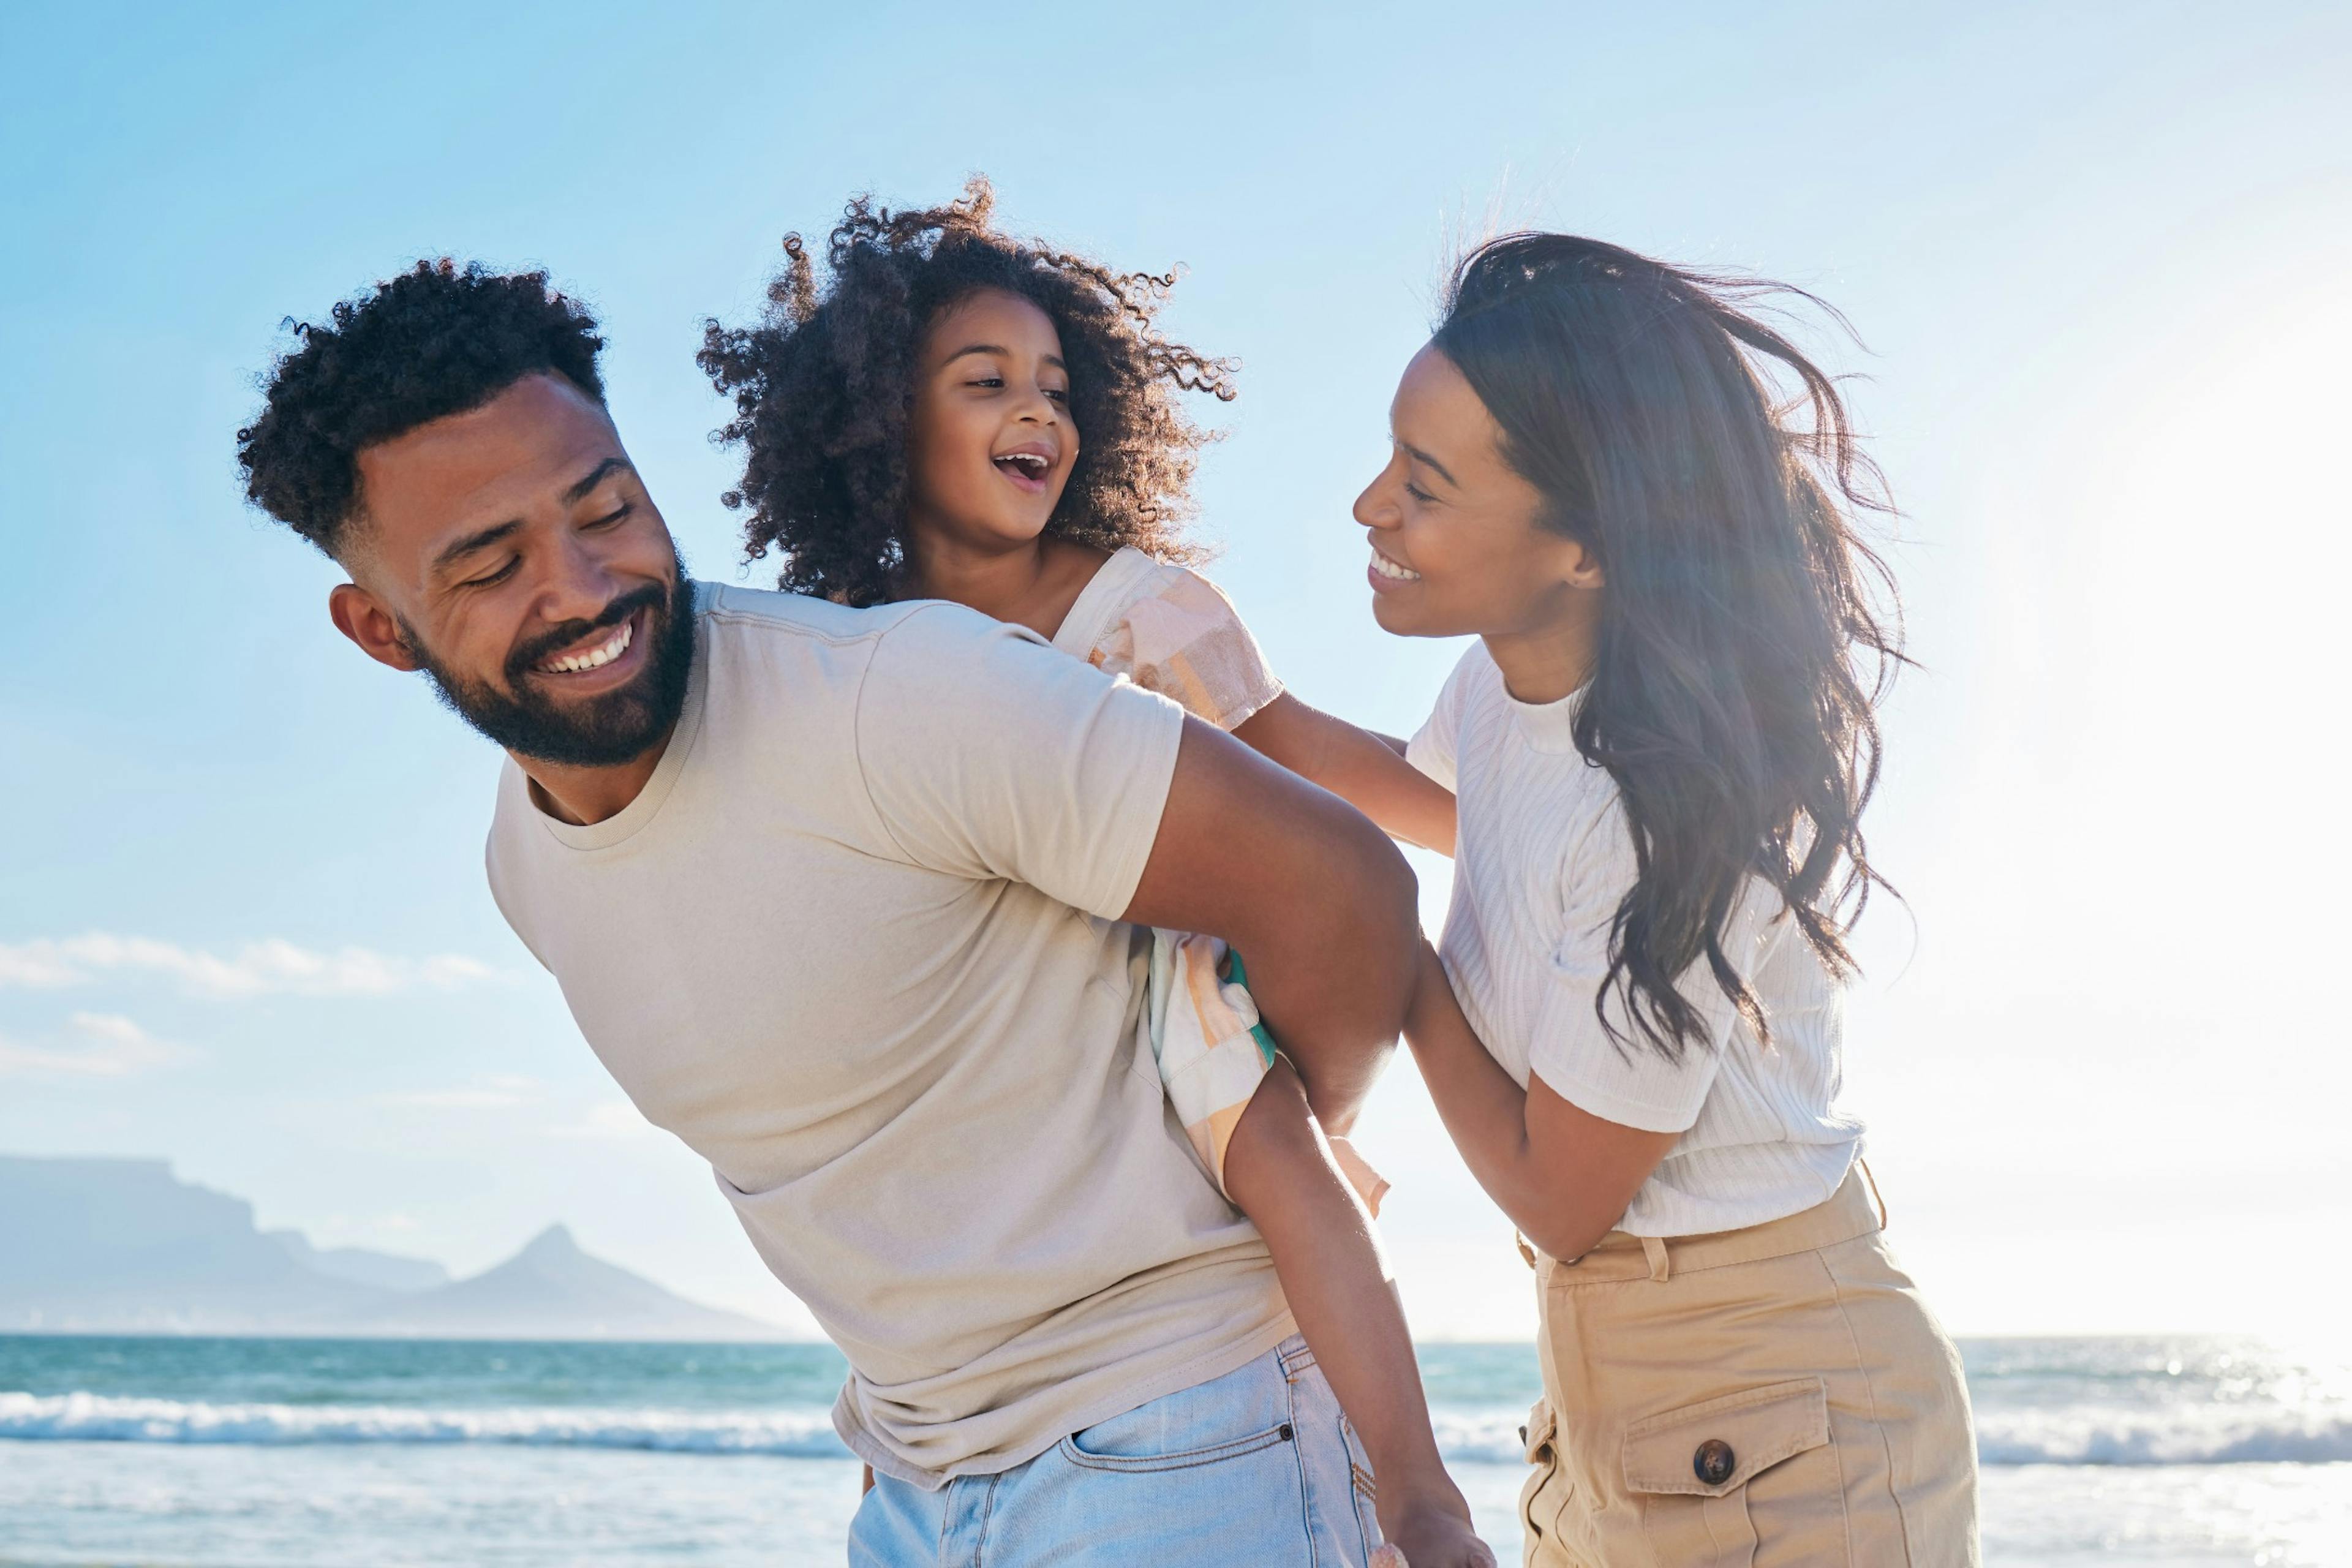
[1121,719,1419,1133]
[1232,797,1417,1129]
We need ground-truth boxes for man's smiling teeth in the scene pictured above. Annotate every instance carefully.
[1370,549,1422,581]
[539,617,633,674]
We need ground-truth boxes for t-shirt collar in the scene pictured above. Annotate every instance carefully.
[1501,675,1588,753]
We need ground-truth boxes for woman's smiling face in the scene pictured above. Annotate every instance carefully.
[905,287,1077,554]
[1352,342,1596,642]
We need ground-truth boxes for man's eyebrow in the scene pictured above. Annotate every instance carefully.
[1401,443,1460,488]
[562,456,635,505]
[431,518,521,576]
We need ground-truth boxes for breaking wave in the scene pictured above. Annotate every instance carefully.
[7,1392,2348,1467]
[0,1392,850,1456]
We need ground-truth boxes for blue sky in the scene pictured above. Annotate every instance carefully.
[3,0,2347,1338]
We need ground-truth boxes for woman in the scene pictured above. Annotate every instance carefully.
[1362,233,1978,1564]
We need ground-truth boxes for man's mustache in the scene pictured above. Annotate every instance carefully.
[505,582,669,684]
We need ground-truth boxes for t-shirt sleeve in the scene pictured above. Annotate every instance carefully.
[854,602,1186,921]
[1084,566,1282,733]
[1526,796,1746,1134]
[1404,647,1476,791]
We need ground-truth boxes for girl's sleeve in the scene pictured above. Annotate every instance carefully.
[1084,567,1282,732]
[1525,797,1763,1134]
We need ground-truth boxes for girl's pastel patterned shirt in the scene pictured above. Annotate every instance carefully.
[1054,547,1385,1215]
[1052,546,1283,731]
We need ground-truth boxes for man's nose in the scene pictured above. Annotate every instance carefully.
[538,530,627,624]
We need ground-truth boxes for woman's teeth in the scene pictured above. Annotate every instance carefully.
[540,617,633,674]
[1370,549,1422,582]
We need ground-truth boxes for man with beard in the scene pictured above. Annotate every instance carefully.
[237,260,1424,1564]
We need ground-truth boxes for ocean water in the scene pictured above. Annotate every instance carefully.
[1,1335,2345,1565]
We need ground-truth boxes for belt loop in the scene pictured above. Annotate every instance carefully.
[1641,1235,1670,1283]
[1858,1159,1890,1230]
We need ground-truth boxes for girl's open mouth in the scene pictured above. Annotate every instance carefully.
[992,444,1055,494]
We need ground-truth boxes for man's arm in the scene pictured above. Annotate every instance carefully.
[1121,717,1421,1131]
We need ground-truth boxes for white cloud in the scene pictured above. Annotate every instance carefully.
[379,1075,542,1110]
[0,1012,187,1079]
[546,1098,662,1141]
[0,933,498,1000]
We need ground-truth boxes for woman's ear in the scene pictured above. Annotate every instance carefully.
[1559,535,1606,592]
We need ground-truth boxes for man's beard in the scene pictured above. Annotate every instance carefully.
[403,548,697,768]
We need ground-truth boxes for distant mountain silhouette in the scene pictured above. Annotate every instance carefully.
[0,1155,785,1340]
[268,1228,450,1294]
[344,1224,777,1341]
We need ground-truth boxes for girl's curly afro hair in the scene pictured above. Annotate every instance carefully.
[699,178,1236,606]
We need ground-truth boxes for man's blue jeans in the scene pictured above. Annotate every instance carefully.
[849,1336,1384,1565]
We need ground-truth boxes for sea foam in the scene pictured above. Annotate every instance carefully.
[7,1390,2350,1467]
[0,1392,850,1457]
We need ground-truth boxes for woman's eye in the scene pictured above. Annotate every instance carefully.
[1404,483,1436,505]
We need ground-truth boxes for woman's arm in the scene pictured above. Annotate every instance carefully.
[1403,943,1676,1261]
[1235,693,1457,855]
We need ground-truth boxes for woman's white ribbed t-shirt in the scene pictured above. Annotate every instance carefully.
[1408,643,1863,1237]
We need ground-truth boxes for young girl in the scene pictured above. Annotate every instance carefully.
[1363,235,1978,1565]
[701,181,1482,1568]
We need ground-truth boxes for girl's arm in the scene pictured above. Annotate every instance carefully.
[1236,692,1457,855]
[1224,1058,1492,1568]
[1403,943,1676,1262]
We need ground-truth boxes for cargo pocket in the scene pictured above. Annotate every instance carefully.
[1517,1398,1568,1567]
[1621,1378,1833,1567]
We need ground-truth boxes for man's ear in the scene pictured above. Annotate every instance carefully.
[328,582,423,673]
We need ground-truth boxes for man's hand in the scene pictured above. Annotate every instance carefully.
[1121,716,1419,1131]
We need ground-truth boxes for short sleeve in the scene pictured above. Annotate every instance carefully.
[1525,796,1745,1134]
[854,602,1185,920]
[1084,567,1281,733]
[1405,646,1480,791]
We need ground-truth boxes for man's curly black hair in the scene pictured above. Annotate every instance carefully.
[237,259,606,558]
[699,178,1237,606]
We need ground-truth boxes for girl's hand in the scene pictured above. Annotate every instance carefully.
[1377,1484,1496,1568]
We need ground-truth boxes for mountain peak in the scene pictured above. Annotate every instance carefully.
[518,1223,580,1261]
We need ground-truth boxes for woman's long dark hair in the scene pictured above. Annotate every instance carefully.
[1434,234,1904,1060]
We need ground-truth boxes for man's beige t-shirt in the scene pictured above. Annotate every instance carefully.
[484,584,1292,1486]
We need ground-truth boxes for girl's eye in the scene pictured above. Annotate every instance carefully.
[968,376,1005,389]
[1044,388,1068,403]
